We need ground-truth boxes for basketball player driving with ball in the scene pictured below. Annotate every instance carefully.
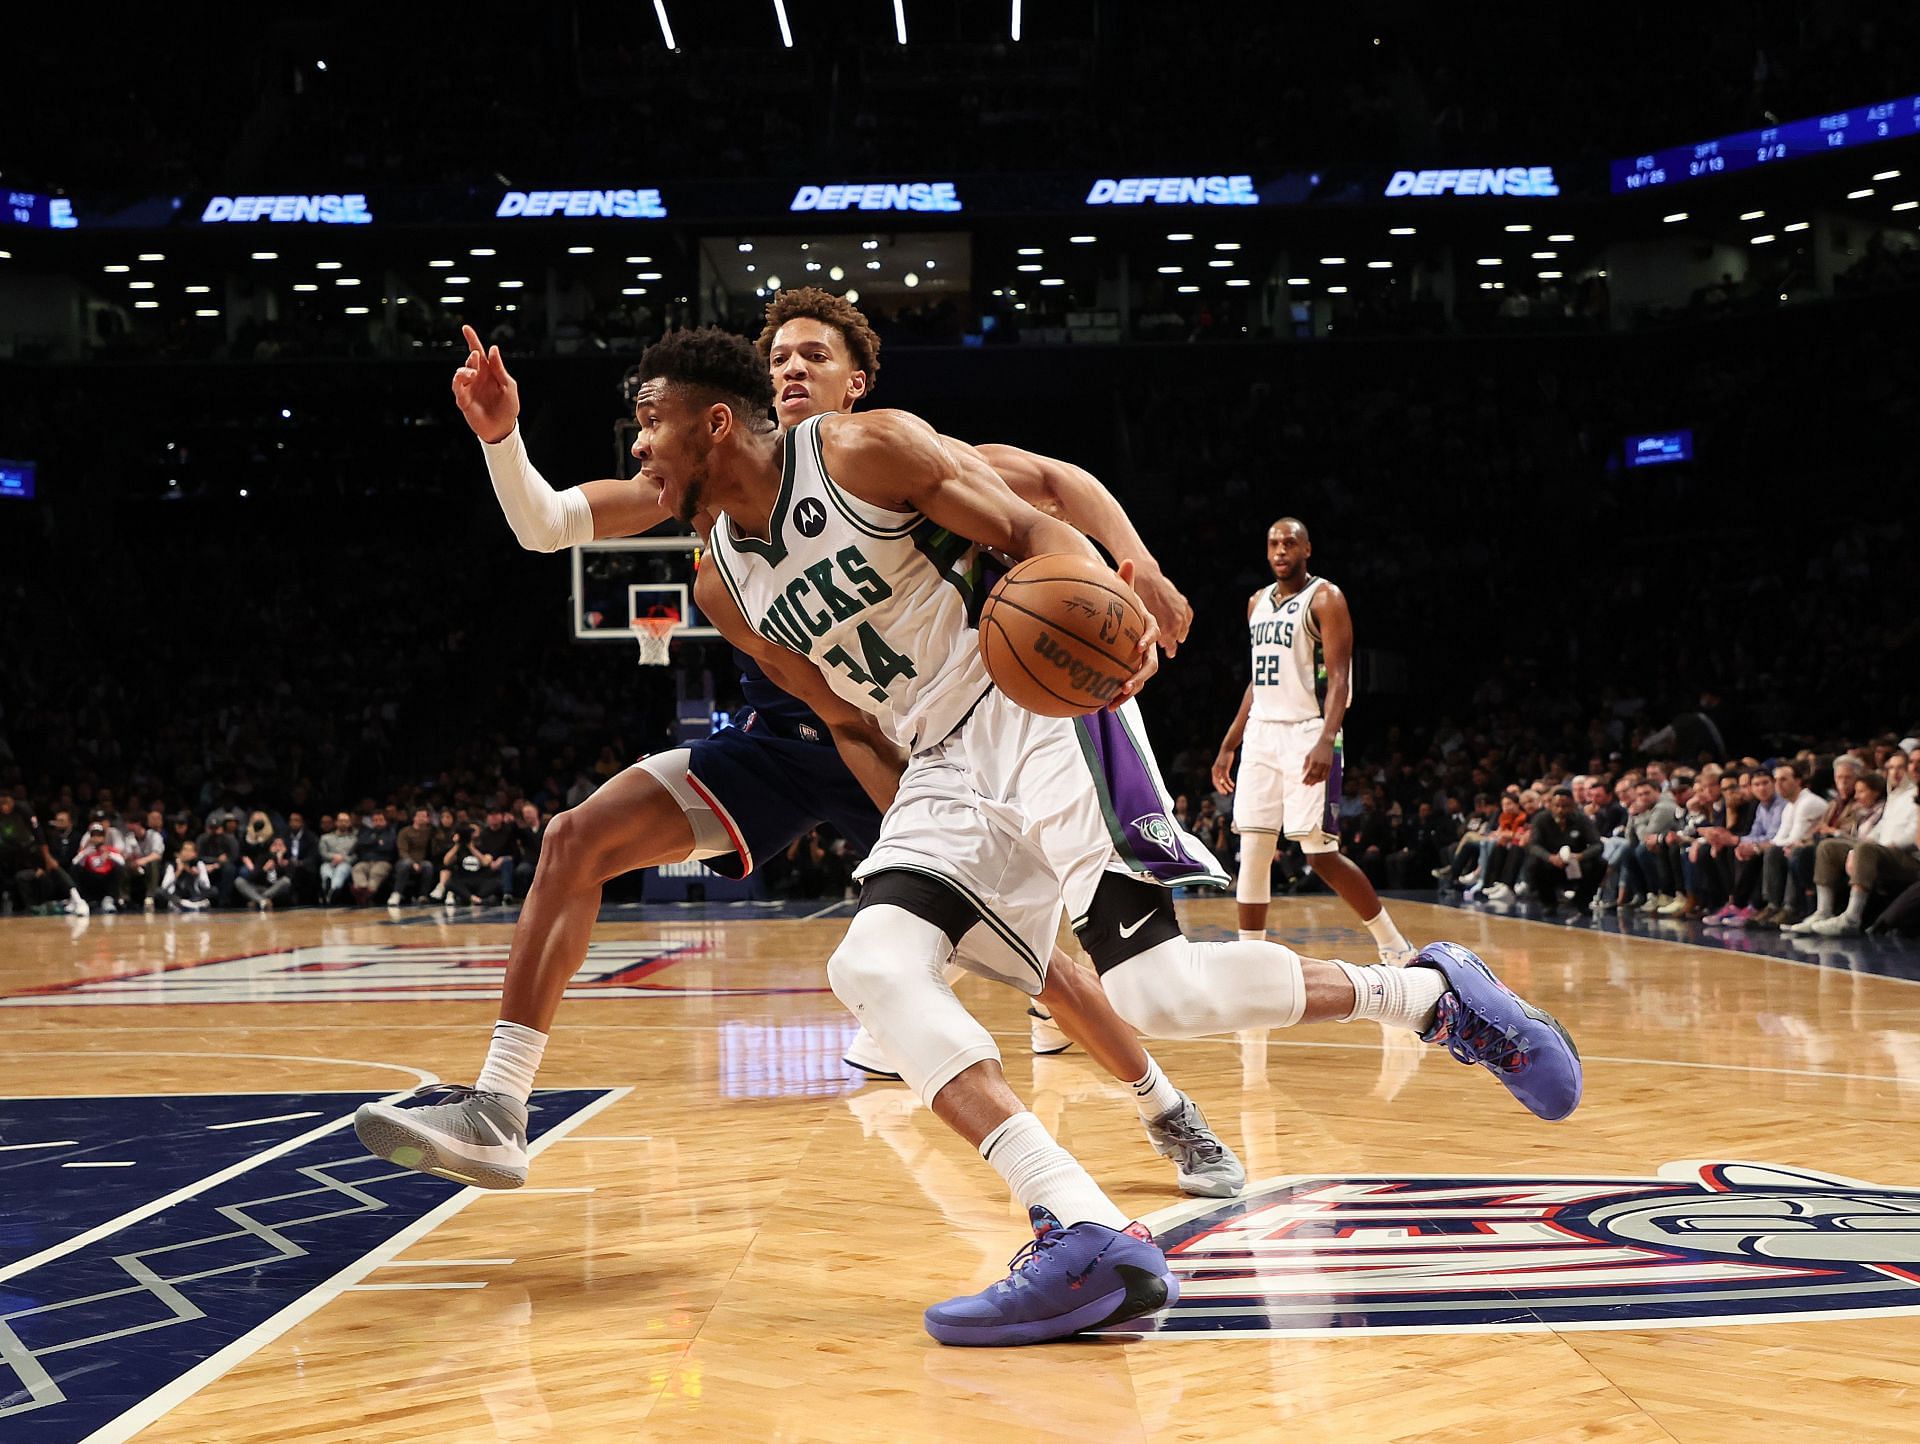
[621,327,1576,1344]
[358,296,1253,1218]
[365,313,1581,1349]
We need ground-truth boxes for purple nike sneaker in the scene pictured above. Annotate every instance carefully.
[1415,940,1583,1121]
[923,1206,1177,1346]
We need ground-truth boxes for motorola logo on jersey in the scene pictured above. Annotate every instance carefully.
[793,497,828,537]
[1097,1160,1920,1339]
[789,182,962,213]
[1383,166,1560,197]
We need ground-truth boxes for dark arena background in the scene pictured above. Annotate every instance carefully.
[4,4,1920,1440]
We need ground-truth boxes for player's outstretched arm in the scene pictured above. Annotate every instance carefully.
[966,441,1192,656]
[1304,583,1353,786]
[451,324,676,549]
[691,564,906,810]
[576,478,675,538]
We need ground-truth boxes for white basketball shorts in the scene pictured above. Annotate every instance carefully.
[854,690,1226,993]
[1232,716,1343,844]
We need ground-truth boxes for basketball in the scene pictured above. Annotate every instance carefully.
[978,554,1149,716]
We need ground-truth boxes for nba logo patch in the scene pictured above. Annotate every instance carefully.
[1097,1160,1920,1338]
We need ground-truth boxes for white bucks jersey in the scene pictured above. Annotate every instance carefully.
[1248,576,1347,723]
[705,414,990,751]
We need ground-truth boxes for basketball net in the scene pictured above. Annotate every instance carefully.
[630,610,680,667]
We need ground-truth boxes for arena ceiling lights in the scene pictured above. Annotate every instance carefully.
[644,0,1018,50]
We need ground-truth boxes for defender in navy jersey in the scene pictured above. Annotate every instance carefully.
[674,646,884,880]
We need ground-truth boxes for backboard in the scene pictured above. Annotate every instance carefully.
[572,535,721,642]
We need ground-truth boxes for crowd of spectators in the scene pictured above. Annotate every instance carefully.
[3,792,550,917]
[2,264,1915,922]
[1402,737,1920,934]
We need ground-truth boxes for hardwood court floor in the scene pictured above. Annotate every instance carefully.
[4,896,1920,1443]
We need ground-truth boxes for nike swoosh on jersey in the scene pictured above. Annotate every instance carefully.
[1118,911,1158,939]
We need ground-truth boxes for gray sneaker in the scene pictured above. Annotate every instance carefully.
[1144,1094,1246,1198]
[354,1084,529,1189]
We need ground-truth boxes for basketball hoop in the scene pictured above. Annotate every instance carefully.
[630,610,680,667]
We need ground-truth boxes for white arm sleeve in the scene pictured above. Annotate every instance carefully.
[481,424,596,553]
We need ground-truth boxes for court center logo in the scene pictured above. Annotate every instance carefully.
[1096,1160,1920,1338]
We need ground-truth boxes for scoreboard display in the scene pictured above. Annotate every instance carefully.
[1613,92,1920,193]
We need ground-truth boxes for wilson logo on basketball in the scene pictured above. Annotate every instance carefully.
[1031,630,1123,702]
[1097,1160,1920,1338]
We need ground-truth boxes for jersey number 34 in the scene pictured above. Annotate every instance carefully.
[826,623,919,702]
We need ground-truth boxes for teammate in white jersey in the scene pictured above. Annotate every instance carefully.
[1213,518,1414,963]
[630,326,1581,1346]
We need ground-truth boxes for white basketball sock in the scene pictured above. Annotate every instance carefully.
[1333,961,1445,1034]
[476,1020,548,1106]
[1815,884,1839,919]
[1362,908,1409,954]
[1127,1056,1182,1123]
[980,1111,1128,1230]
[1843,887,1869,924]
